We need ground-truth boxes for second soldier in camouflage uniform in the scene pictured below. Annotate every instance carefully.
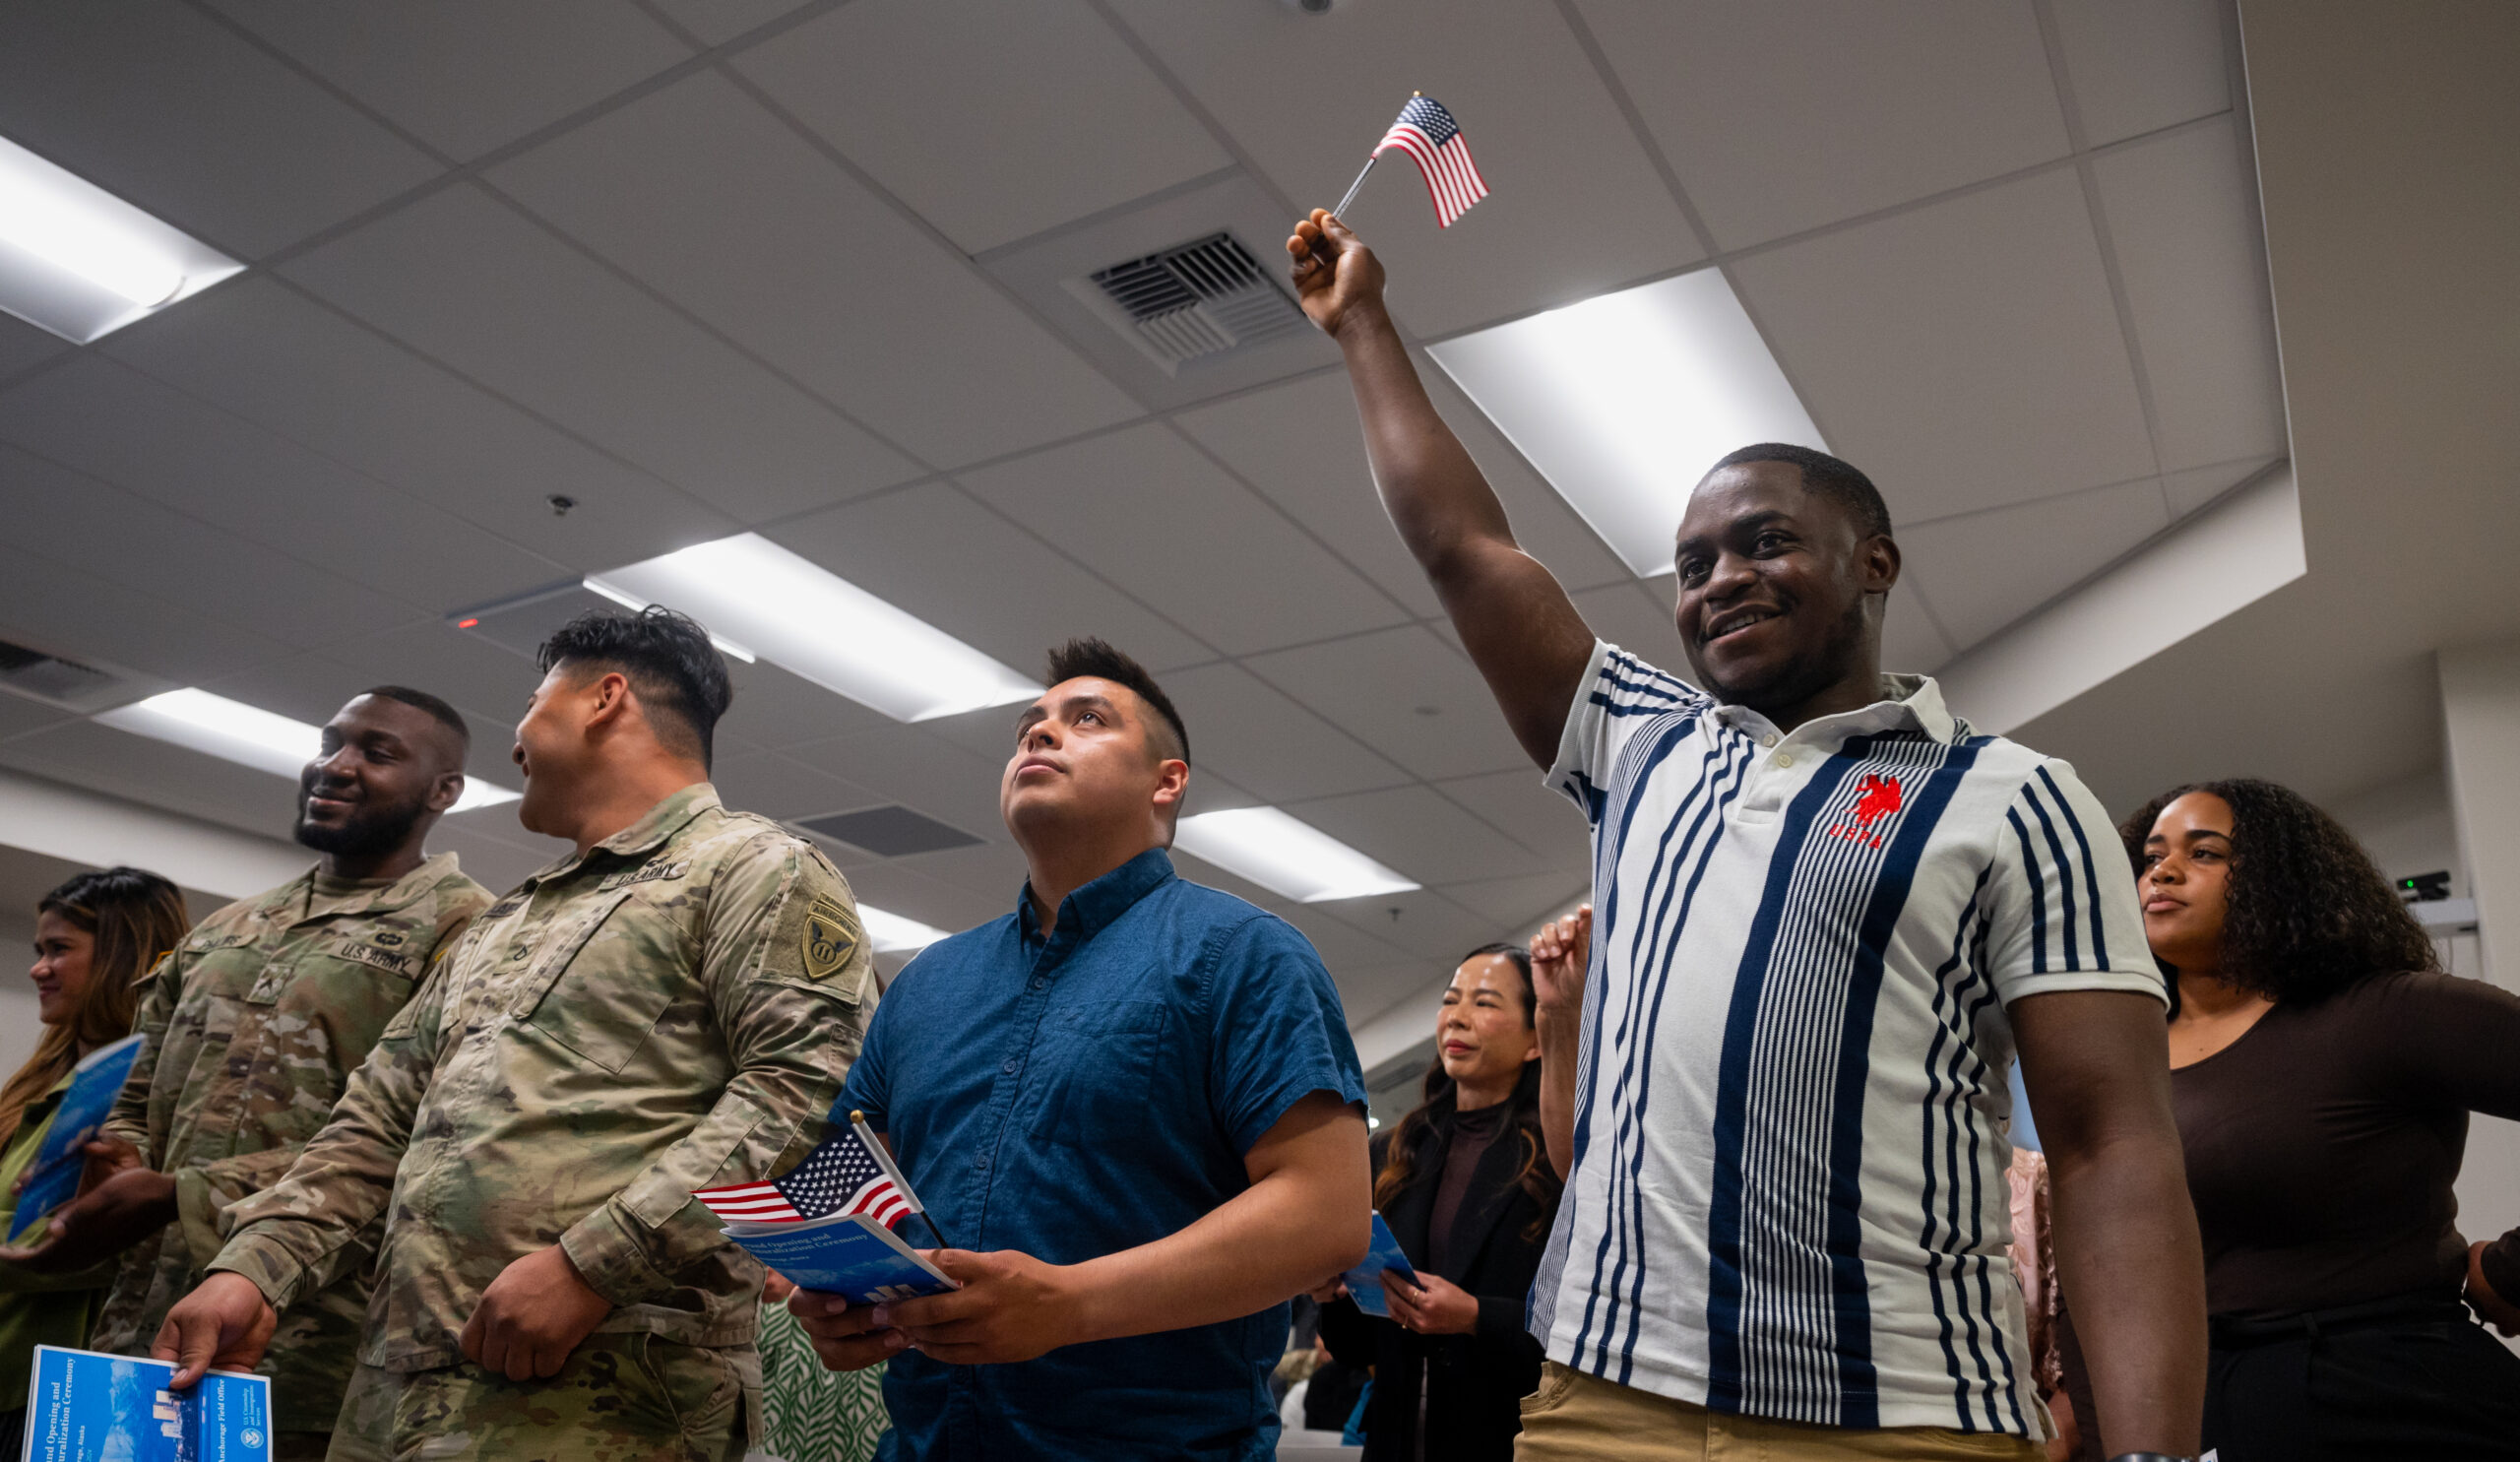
[158,609,873,1462]
[10,688,492,1459]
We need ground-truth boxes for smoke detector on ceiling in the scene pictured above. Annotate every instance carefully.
[1074,231,1308,374]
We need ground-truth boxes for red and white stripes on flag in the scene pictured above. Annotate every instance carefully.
[1373,95,1488,227]
[692,1122,913,1229]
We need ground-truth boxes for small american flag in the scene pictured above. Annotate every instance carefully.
[1374,95,1488,227]
[694,1123,911,1229]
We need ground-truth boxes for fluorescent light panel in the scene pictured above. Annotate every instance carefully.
[586,534,1038,724]
[859,905,951,954]
[1172,807,1419,904]
[94,689,520,812]
[0,135,243,343]
[1426,268,1827,578]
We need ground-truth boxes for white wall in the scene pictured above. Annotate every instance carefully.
[0,911,41,1082]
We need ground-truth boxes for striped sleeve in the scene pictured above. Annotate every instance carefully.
[1983,759,2168,1007]
[1546,641,1706,826]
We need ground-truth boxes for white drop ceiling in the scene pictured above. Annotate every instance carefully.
[0,0,2284,1026]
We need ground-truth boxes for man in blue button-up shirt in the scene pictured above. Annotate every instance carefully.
[788,637,1370,1460]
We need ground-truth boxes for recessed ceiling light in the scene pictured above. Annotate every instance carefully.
[859,904,952,954]
[1172,806,1419,903]
[1427,268,1826,577]
[0,135,243,344]
[585,534,1039,724]
[94,688,521,812]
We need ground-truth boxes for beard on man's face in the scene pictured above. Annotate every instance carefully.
[294,786,429,858]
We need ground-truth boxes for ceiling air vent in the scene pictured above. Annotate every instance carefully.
[0,636,140,712]
[798,805,983,858]
[1085,231,1306,373]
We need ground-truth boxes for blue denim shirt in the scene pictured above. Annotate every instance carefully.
[845,849,1365,1461]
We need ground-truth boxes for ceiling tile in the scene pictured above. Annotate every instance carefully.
[0,719,300,844]
[491,71,1140,468]
[1245,626,1532,782]
[1433,768,1585,860]
[769,480,1210,676]
[1316,886,1509,964]
[0,0,440,258]
[1898,478,2171,650]
[1336,962,1449,1030]
[100,278,734,572]
[1158,662,1411,804]
[707,747,883,828]
[206,0,691,160]
[0,355,557,611]
[0,695,81,746]
[1571,580,1680,666]
[0,316,69,379]
[959,424,1407,655]
[280,182,918,522]
[1574,0,2069,250]
[2093,118,2286,474]
[1440,871,1591,932]
[736,0,1232,254]
[0,443,416,652]
[782,723,1009,852]
[2163,456,2277,519]
[1731,167,2155,522]
[0,540,290,685]
[307,620,549,737]
[712,655,901,759]
[1239,894,1412,978]
[1174,371,1443,618]
[821,858,1007,937]
[1101,0,1702,336]
[644,0,812,47]
[2049,0,2231,147]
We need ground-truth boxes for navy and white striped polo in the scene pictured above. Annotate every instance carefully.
[1531,640,2163,1438]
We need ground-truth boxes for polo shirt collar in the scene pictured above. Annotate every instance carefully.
[1017,847,1175,950]
[1707,673,1960,748]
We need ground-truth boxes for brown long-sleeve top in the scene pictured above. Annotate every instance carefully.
[2173,970,2520,1318]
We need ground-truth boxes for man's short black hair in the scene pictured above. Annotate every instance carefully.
[1044,637,1189,766]
[537,606,733,768]
[357,685,471,755]
[1711,443,1894,541]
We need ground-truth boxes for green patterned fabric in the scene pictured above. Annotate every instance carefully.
[758,1299,887,1462]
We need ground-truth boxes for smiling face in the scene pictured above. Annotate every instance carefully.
[1001,676,1188,850]
[1672,461,1897,715]
[28,909,95,1028]
[294,693,465,858]
[1435,951,1541,1095]
[2137,791,2235,976]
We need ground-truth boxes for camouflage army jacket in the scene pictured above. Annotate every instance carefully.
[92,853,491,1431]
[215,784,875,1372]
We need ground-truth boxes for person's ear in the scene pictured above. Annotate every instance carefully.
[1151,759,1190,812]
[424,768,464,815]
[582,670,634,735]
[1860,534,1901,596]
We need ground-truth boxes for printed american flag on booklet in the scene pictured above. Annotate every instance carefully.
[1374,95,1487,227]
[695,1121,911,1229]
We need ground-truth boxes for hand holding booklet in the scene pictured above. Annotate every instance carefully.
[20,1345,273,1461]
[7,1033,146,1245]
[1340,1212,1419,1318]
[693,1112,956,1307]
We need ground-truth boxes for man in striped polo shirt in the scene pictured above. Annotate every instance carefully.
[1291,210,2203,1462]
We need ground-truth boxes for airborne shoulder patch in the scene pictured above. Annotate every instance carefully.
[800,895,860,982]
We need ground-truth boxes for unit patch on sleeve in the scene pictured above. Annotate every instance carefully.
[801,896,860,982]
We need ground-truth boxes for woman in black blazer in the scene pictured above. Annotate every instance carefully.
[1317,942,1563,1461]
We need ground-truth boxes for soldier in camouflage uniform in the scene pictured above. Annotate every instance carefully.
[158,608,873,1462]
[4,687,491,1459]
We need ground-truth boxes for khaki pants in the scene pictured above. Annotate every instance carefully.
[326,1334,754,1462]
[1516,1362,2043,1461]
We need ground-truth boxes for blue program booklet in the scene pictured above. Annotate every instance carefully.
[21,1345,273,1462]
[1341,1211,1420,1318]
[722,1211,956,1307]
[8,1033,146,1244]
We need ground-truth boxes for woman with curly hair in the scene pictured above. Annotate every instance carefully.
[2122,779,2520,1460]
[1313,942,1562,1460]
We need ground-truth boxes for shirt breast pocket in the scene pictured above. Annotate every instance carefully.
[1029,997,1168,1150]
[513,889,691,1075]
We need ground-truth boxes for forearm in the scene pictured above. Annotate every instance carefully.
[1061,1163,1369,1346]
[1333,303,1518,570]
[2046,1129,2205,1457]
[1538,1007,1581,1180]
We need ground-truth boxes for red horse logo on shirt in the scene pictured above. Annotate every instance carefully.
[1828,773,1905,849]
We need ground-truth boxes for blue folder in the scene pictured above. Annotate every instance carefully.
[22,1344,273,1461]
[8,1034,145,1244]
[1340,1211,1420,1319]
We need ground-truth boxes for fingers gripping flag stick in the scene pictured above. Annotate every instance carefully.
[694,1111,938,1244]
[1334,94,1489,227]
